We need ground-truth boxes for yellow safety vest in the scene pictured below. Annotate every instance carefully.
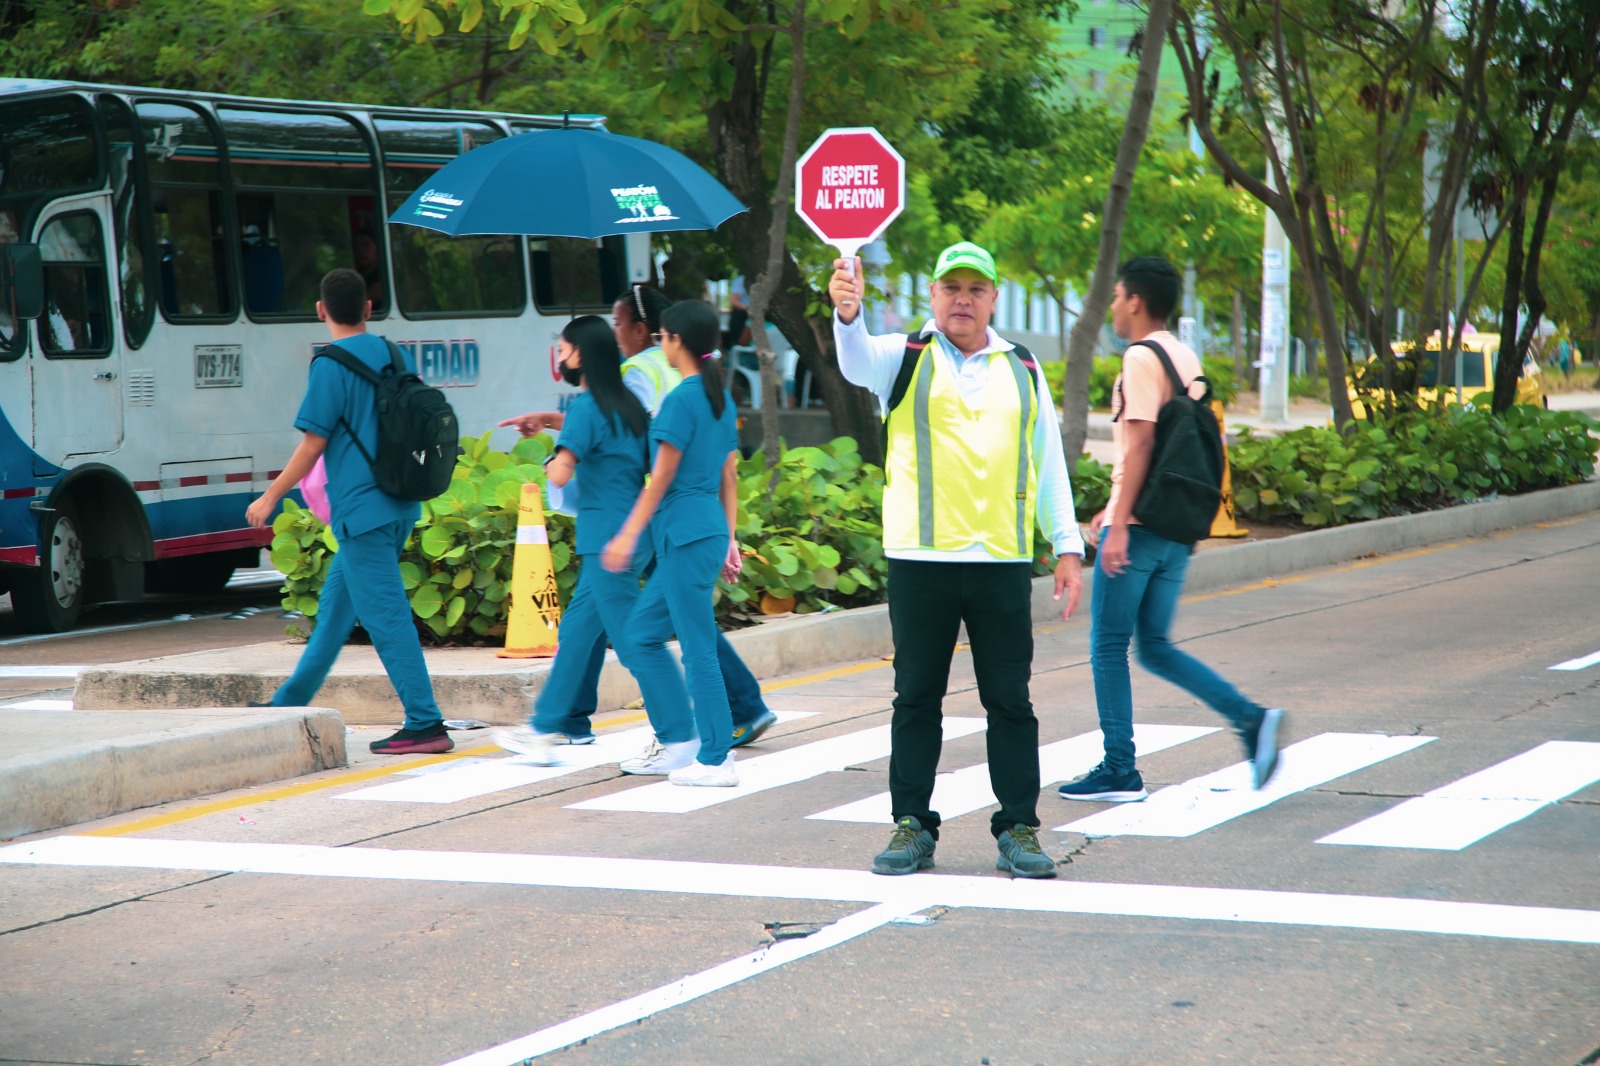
[622,345,682,413]
[883,338,1040,559]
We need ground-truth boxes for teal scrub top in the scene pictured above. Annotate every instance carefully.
[650,378,738,548]
[294,332,421,538]
[556,392,650,555]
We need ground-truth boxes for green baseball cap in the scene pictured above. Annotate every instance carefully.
[933,241,998,282]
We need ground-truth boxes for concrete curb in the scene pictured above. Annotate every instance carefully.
[0,708,346,838]
[74,481,1600,726]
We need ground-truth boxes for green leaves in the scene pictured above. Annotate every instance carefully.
[269,429,575,645]
[1230,406,1598,528]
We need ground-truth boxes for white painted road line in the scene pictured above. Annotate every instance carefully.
[440,900,924,1065]
[809,724,1219,824]
[1318,741,1600,851]
[1549,650,1600,671]
[4,836,1598,945]
[566,717,988,814]
[340,712,818,804]
[0,699,74,711]
[0,665,86,678]
[1057,732,1436,838]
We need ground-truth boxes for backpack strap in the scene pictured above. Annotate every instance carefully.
[886,334,1042,417]
[313,342,386,468]
[1117,339,1211,418]
[885,331,932,417]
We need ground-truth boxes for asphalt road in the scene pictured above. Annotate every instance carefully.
[2,517,1598,1066]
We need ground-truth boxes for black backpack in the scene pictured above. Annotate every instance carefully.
[317,339,460,502]
[1115,339,1223,545]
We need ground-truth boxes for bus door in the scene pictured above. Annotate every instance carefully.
[30,194,124,470]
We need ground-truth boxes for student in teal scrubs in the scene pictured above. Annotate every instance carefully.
[491,315,668,765]
[604,300,742,786]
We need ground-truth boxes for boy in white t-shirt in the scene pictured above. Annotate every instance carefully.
[1058,257,1284,802]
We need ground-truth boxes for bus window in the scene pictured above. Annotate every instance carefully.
[530,236,625,313]
[39,213,111,357]
[98,95,155,349]
[136,100,235,321]
[219,108,386,318]
[374,117,526,318]
[0,93,99,355]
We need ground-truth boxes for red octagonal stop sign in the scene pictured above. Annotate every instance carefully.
[795,127,905,255]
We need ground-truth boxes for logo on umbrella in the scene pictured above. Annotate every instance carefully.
[414,188,464,220]
[611,184,678,224]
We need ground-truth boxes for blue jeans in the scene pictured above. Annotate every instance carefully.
[1090,524,1263,771]
[563,568,769,734]
[613,532,733,767]
[272,519,442,731]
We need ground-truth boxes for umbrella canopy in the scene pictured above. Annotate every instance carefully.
[389,125,746,239]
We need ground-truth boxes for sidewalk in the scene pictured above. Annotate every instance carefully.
[6,477,1600,840]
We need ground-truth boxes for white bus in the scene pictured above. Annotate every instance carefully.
[0,79,649,631]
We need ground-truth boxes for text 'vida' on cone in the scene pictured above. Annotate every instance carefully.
[500,482,561,658]
[1209,399,1250,539]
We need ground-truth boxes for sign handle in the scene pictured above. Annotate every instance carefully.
[834,240,863,310]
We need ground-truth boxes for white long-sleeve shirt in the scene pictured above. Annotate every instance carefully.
[834,314,1085,562]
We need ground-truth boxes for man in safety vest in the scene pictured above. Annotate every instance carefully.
[830,241,1085,879]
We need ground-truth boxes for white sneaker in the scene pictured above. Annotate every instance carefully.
[668,753,738,787]
[619,738,699,775]
[493,726,561,765]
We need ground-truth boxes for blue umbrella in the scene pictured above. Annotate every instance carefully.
[388,125,746,238]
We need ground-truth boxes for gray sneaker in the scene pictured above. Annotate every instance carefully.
[872,816,936,876]
[996,825,1058,879]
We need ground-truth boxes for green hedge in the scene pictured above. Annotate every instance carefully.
[1229,401,1598,527]
[271,432,1113,639]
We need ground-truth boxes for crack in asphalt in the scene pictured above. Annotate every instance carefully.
[0,872,232,939]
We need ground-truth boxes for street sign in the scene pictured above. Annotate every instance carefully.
[794,127,905,264]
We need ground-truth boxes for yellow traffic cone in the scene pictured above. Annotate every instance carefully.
[499,482,561,658]
[1209,399,1250,539]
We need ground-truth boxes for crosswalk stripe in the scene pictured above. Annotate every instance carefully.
[1317,741,1600,851]
[5,836,1598,945]
[808,724,1219,825]
[566,717,989,814]
[0,665,85,678]
[339,713,820,804]
[1,699,74,711]
[1056,732,1436,838]
[1549,649,1600,671]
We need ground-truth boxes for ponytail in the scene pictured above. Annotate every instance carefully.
[660,299,726,419]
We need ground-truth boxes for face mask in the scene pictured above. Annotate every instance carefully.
[560,361,583,387]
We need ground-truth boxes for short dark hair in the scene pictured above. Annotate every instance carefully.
[1117,256,1181,323]
[320,268,368,325]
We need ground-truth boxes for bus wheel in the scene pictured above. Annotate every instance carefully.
[12,502,87,632]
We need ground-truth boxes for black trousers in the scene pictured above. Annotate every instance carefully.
[886,558,1040,839]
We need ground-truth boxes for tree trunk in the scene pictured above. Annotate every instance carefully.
[746,0,806,472]
[705,19,882,464]
[1058,0,1173,464]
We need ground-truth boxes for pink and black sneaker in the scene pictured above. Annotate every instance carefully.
[369,723,453,755]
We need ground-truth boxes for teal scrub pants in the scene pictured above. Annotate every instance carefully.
[614,531,732,765]
[271,518,443,731]
[530,550,671,736]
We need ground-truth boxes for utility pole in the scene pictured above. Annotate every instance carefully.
[1257,166,1291,424]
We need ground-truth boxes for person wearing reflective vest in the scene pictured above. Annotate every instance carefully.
[830,241,1085,879]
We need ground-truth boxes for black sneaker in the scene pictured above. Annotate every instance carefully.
[1244,708,1285,790]
[872,816,936,876]
[996,825,1058,879]
[247,700,273,708]
[1058,761,1147,802]
[369,723,454,755]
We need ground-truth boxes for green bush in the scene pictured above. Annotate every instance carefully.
[1039,356,1123,409]
[270,431,573,643]
[1229,402,1598,527]
[722,437,886,618]
[1288,374,1327,401]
